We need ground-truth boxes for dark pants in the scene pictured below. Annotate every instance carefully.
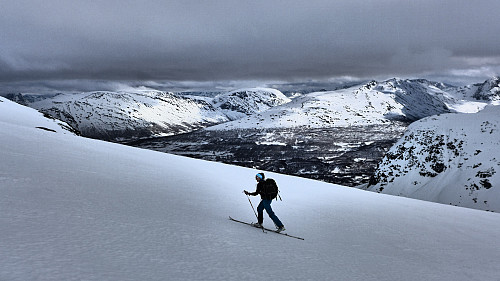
[257,199,283,227]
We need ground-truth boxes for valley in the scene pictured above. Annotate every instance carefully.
[127,123,408,186]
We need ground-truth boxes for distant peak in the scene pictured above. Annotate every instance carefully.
[488,76,500,84]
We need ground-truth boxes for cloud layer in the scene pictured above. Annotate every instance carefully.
[1,0,499,86]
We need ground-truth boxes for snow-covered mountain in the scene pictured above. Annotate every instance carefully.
[364,106,500,212]
[451,76,500,104]
[212,88,291,120]
[2,95,500,281]
[21,88,289,141]
[208,78,453,130]
[27,90,228,141]
[8,78,496,141]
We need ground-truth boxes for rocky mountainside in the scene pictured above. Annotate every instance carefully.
[364,106,500,212]
[22,88,289,141]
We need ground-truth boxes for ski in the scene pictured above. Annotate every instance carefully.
[229,216,304,240]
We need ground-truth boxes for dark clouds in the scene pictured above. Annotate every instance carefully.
[1,0,500,88]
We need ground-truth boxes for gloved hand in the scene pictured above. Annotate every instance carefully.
[244,190,249,195]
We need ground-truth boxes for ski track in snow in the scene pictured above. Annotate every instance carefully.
[1,97,500,280]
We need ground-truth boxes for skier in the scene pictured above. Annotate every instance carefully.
[244,173,286,233]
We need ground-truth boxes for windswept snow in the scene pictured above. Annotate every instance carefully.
[1,97,500,280]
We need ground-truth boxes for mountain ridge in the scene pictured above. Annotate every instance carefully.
[207,78,456,130]
[6,77,498,141]
[18,88,289,141]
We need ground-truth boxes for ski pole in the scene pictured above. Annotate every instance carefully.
[245,193,265,232]
[246,193,258,220]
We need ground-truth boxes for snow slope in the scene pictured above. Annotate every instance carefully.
[0,96,75,135]
[365,106,500,212]
[2,97,500,281]
[208,79,452,130]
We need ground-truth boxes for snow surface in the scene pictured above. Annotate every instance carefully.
[0,97,73,134]
[2,97,500,280]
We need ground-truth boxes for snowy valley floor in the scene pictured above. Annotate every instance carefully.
[1,108,500,280]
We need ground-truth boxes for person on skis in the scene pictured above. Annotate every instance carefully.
[244,173,286,233]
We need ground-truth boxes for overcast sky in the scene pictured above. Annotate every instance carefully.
[1,0,500,92]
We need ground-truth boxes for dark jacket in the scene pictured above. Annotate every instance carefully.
[248,180,274,200]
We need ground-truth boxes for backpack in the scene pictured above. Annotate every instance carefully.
[263,178,281,201]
